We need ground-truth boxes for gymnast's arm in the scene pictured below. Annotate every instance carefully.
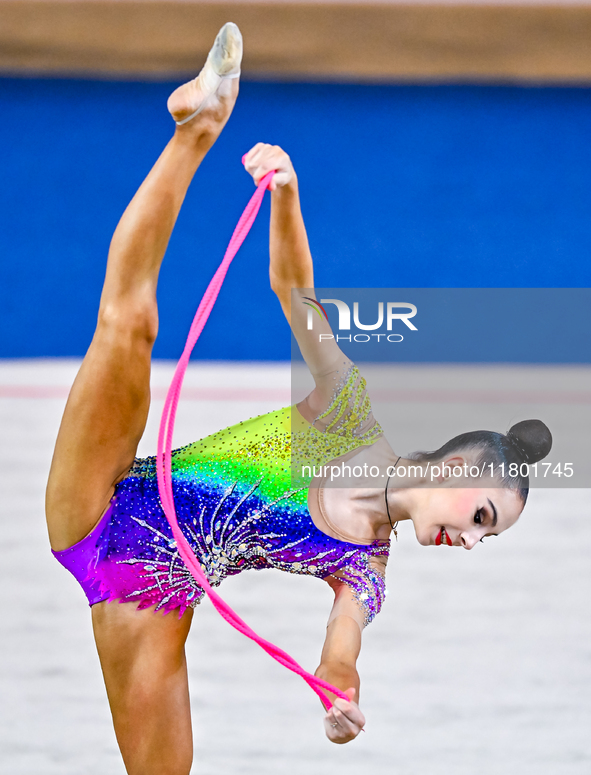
[315,580,367,743]
[243,143,351,412]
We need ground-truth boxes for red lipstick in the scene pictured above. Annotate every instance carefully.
[436,527,453,546]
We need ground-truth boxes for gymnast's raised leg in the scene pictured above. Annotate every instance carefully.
[45,24,242,775]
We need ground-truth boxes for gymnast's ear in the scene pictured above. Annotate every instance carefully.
[433,455,466,482]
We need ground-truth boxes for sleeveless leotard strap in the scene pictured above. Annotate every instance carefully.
[156,162,349,710]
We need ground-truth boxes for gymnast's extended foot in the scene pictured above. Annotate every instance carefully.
[167,22,242,136]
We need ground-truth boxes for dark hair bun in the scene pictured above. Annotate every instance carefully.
[507,419,552,464]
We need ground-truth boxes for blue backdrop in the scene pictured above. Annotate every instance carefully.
[1,79,590,360]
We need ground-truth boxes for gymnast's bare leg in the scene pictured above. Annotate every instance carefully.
[45,25,241,775]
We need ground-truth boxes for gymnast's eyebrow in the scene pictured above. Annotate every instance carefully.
[488,498,498,527]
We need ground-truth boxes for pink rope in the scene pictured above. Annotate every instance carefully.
[156,166,349,710]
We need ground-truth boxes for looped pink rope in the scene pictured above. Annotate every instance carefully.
[156,165,349,710]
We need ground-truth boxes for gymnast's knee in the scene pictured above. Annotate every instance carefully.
[96,300,159,347]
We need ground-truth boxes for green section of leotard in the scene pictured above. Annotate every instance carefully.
[171,365,383,506]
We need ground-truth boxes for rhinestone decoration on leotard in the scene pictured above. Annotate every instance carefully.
[290,363,383,483]
[83,365,389,625]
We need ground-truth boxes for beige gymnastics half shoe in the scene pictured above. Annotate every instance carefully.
[169,22,243,126]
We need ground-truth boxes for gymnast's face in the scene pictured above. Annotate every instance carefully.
[409,457,523,549]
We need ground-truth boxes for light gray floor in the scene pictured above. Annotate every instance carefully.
[1,360,590,775]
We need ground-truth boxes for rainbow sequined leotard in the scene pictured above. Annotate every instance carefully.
[53,365,389,626]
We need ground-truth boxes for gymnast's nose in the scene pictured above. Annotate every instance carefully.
[460,532,479,550]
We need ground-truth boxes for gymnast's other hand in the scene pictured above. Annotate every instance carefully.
[323,688,366,744]
[243,142,295,191]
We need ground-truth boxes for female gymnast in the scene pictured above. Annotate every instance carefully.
[45,22,552,775]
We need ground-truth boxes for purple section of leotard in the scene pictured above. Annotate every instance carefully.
[50,457,387,622]
[52,504,113,606]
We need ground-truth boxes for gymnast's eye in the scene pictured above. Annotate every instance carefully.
[474,508,485,525]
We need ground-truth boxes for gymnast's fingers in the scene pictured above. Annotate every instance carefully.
[333,696,366,730]
[242,143,266,179]
[324,707,361,743]
[334,706,359,734]
[270,170,291,190]
[243,143,293,188]
[267,148,294,190]
[243,142,265,164]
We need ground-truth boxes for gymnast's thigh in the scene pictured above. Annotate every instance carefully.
[92,600,194,775]
[46,317,154,551]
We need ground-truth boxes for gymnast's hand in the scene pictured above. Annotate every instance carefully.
[323,688,366,744]
[243,142,295,191]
